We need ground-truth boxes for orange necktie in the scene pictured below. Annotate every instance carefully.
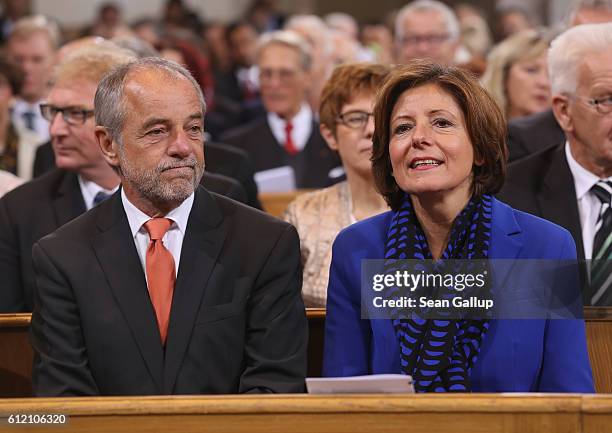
[284,121,298,155]
[143,218,176,345]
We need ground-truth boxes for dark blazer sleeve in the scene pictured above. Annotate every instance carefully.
[0,197,24,312]
[322,231,371,377]
[239,224,308,393]
[30,240,100,396]
[536,232,594,392]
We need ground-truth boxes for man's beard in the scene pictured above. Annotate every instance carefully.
[118,149,204,207]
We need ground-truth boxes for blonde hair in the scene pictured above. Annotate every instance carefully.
[53,45,135,86]
[481,29,552,115]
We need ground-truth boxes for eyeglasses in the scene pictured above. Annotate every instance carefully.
[570,94,612,115]
[40,104,95,125]
[400,34,450,46]
[337,110,374,129]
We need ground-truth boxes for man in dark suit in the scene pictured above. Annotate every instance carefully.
[499,23,612,305]
[507,109,565,163]
[30,57,307,395]
[221,30,341,190]
[0,47,245,313]
[33,139,261,209]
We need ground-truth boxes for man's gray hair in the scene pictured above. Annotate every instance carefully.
[256,30,313,71]
[94,57,206,144]
[395,0,460,42]
[548,22,612,95]
[566,0,612,25]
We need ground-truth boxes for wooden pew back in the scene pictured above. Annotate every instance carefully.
[1,308,610,397]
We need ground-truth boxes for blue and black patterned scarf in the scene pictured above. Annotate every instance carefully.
[384,193,493,392]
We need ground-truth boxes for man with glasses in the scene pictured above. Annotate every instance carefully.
[0,47,133,312]
[221,30,341,191]
[394,0,460,66]
[499,23,612,305]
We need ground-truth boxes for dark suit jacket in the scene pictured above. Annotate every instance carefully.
[0,169,246,313]
[33,141,261,209]
[30,186,307,396]
[498,145,584,259]
[507,109,565,163]
[221,117,341,189]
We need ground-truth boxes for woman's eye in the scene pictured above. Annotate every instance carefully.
[433,118,453,128]
[393,124,412,135]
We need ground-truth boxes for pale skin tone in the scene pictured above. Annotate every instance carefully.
[320,92,387,220]
[47,79,119,190]
[388,84,477,259]
[96,69,205,217]
[258,43,310,120]
[552,50,612,178]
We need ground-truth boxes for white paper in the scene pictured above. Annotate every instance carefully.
[306,374,414,394]
[254,166,296,193]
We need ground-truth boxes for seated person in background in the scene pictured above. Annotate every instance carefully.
[500,23,612,306]
[481,29,552,120]
[323,60,594,393]
[221,30,341,191]
[30,57,307,396]
[0,45,135,313]
[0,54,45,180]
[284,63,389,307]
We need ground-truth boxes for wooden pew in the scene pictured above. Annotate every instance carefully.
[258,190,311,218]
[1,308,611,397]
[0,394,611,433]
[0,314,32,397]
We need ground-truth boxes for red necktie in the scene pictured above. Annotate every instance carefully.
[284,121,298,155]
[143,218,176,345]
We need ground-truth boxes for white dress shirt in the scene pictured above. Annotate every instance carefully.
[78,176,119,211]
[566,142,612,259]
[121,188,194,282]
[11,98,50,142]
[267,103,313,152]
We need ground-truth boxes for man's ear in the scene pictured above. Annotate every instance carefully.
[95,126,120,168]
[320,123,338,151]
[552,94,573,133]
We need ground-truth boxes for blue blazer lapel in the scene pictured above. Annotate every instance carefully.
[489,198,523,290]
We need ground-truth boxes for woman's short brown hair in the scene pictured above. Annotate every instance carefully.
[319,62,390,135]
[372,60,508,211]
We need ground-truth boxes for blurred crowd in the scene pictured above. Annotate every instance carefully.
[0,0,598,192]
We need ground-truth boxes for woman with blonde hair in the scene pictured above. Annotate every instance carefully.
[481,29,553,119]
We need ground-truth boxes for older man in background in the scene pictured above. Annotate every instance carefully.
[6,15,59,143]
[394,0,461,65]
[499,23,612,306]
[221,30,340,191]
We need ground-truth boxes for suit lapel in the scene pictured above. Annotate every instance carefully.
[92,192,165,392]
[163,187,227,393]
[51,171,86,227]
[538,146,584,259]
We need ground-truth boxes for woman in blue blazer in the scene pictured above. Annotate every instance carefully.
[323,61,594,393]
